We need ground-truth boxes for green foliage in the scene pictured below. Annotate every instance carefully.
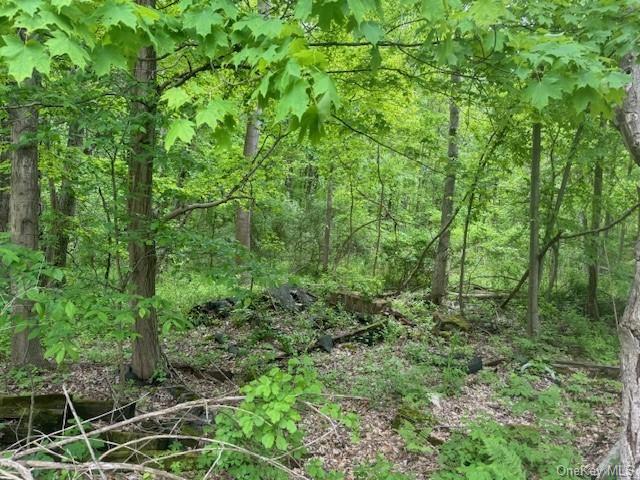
[354,457,413,480]
[499,373,562,419]
[434,420,581,480]
[198,358,357,479]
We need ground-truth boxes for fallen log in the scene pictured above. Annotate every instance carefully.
[328,291,416,326]
[331,319,388,346]
[551,360,620,379]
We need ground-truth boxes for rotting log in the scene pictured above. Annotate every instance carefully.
[327,291,416,326]
[551,360,620,379]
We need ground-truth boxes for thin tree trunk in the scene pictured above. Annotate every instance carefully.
[547,242,559,296]
[503,125,582,308]
[9,72,45,366]
[129,0,161,381]
[321,177,333,272]
[614,53,640,480]
[235,110,260,258]
[527,123,542,337]
[431,75,460,304]
[373,147,384,276]
[620,219,627,259]
[46,122,81,268]
[586,161,603,320]
[0,126,9,233]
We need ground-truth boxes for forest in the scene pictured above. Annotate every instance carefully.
[1,0,640,479]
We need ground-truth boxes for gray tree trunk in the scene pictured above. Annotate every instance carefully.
[129,0,162,381]
[46,122,81,268]
[9,73,45,366]
[0,126,9,233]
[321,177,333,272]
[431,76,460,304]
[527,123,542,337]
[235,110,260,257]
[615,53,640,480]
[586,161,603,320]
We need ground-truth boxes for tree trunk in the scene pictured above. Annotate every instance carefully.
[46,122,81,268]
[129,0,161,381]
[9,73,45,366]
[527,123,542,337]
[321,177,333,272]
[431,76,460,304]
[614,53,640,480]
[547,241,559,297]
[373,146,384,276]
[0,127,9,233]
[235,110,260,257]
[586,161,603,320]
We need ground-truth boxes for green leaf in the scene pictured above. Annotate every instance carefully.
[261,432,275,449]
[275,79,309,121]
[422,0,445,21]
[161,87,190,110]
[294,0,312,19]
[347,0,367,23]
[275,434,288,450]
[184,7,224,37]
[165,119,195,150]
[0,36,51,82]
[91,44,128,76]
[358,21,384,45]
[55,346,66,365]
[523,76,564,111]
[195,99,234,128]
[95,0,138,29]
[65,302,77,320]
[46,32,89,68]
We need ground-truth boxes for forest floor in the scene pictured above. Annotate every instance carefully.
[0,288,623,479]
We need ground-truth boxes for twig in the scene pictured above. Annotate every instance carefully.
[62,385,107,480]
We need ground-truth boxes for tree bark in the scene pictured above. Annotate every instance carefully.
[373,146,384,276]
[431,75,460,305]
[547,241,559,296]
[321,177,333,272]
[586,161,603,320]
[9,73,45,366]
[235,110,260,258]
[527,123,542,337]
[46,122,81,268]
[615,54,640,480]
[0,127,9,233]
[129,0,162,381]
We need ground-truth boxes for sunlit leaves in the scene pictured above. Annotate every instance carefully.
[94,0,137,29]
[91,44,128,76]
[195,99,235,129]
[165,119,195,150]
[184,6,224,37]
[161,87,191,111]
[0,35,51,82]
[46,31,89,68]
[357,21,384,45]
[275,79,309,121]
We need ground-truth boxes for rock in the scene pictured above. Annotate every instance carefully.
[268,284,297,310]
[317,335,334,353]
[327,291,388,315]
[190,298,236,323]
[467,355,483,374]
[267,284,316,311]
[433,311,470,332]
[227,344,240,356]
[214,332,226,344]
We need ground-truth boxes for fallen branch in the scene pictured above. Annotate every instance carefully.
[11,396,244,460]
[551,360,620,379]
